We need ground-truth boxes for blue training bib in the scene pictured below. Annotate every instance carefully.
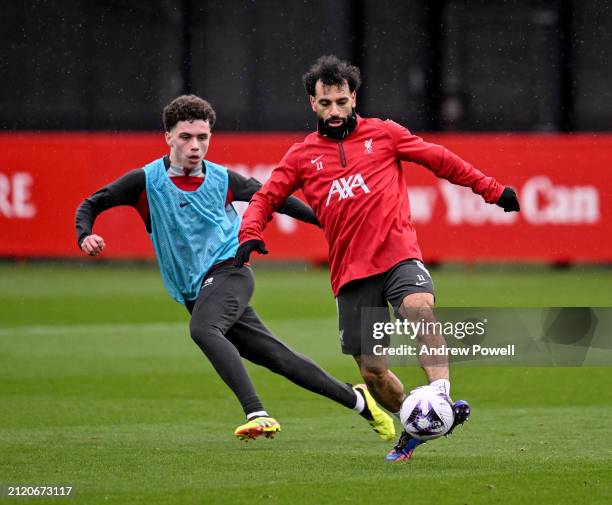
[143,158,240,303]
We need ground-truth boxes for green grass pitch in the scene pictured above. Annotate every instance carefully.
[1,263,611,504]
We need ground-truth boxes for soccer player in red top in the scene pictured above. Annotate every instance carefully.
[236,55,520,460]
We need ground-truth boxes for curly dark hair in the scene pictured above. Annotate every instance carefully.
[302,55,362,96]
[162,95,217,131]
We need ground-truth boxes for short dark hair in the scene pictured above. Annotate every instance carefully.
[302,55,362,96]
[162,95,217,131]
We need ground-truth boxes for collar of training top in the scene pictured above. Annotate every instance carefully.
[163,155,206,177]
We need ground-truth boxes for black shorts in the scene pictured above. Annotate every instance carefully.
[335,259,435,355]
[184,264,287,360]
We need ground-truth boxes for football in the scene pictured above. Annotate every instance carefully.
[400,386,455,440]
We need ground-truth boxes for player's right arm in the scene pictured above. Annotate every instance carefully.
[227,169,319,225]
[235,147,302,265]
[75,169,146,256]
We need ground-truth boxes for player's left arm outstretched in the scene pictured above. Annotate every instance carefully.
[385,120,520,212]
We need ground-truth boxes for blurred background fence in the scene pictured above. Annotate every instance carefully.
[3,0,611,132]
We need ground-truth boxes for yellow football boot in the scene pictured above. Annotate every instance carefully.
[354,384,396,441]
[234,416,281,441]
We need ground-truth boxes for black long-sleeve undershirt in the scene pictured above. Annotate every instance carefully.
[75,158,319,247]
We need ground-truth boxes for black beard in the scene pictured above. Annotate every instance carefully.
[317,110,357,140]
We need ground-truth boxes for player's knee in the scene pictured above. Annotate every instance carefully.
[189,321,220,350]
[189,328,207,350]
[399,293,435,321]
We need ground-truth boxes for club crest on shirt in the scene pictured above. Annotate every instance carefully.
[364,138,374,154]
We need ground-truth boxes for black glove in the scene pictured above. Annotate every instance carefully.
[234,239,268,267]
[496,187,520,212]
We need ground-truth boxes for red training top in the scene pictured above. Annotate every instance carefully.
[240,116,505,295]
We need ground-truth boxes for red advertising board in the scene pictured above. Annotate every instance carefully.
[0,132,611,263]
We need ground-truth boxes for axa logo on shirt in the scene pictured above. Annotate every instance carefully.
[326,173,371,206]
